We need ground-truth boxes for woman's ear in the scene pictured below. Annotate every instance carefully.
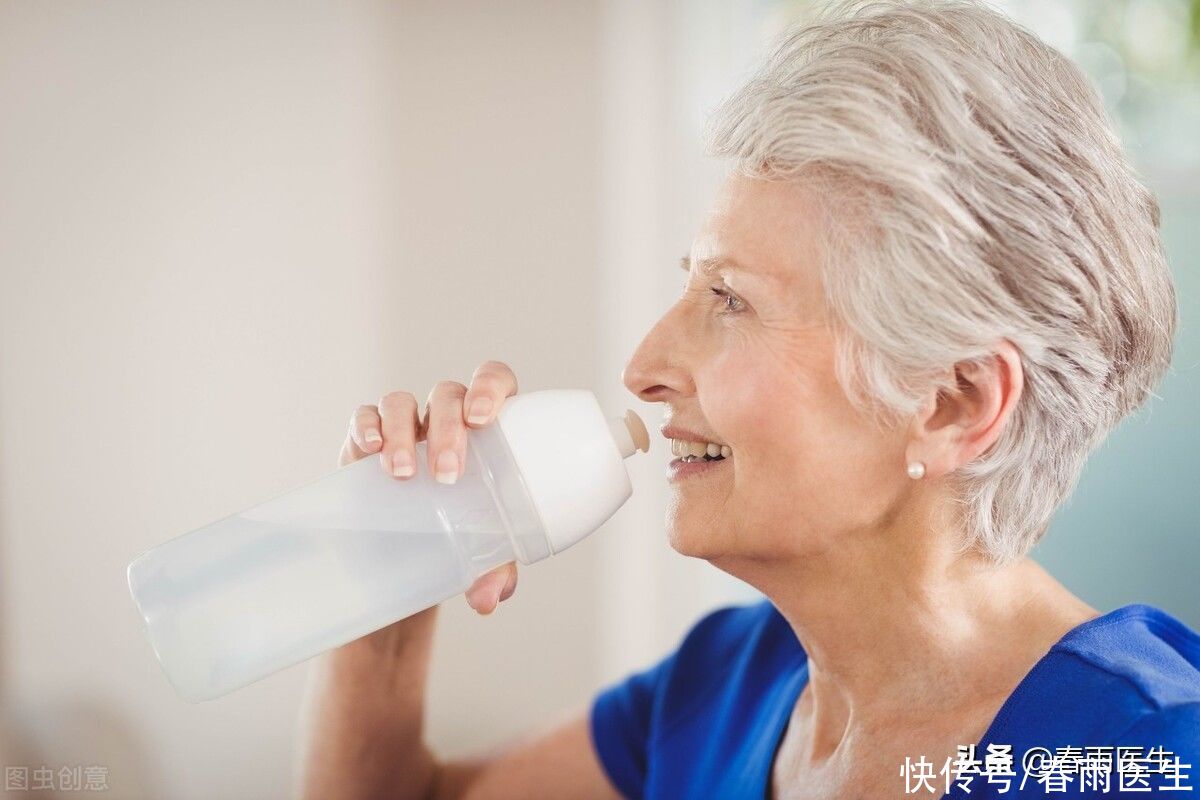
[906,340,1024,478]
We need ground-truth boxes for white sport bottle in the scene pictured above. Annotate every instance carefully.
[127,389,649,702]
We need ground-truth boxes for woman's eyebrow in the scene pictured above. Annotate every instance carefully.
[681,256,744,275]
[679,254,759,280]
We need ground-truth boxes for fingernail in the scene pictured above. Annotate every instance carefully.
[364,429,382,445]
[466,397,493,425]
[392,451,414,478]
[435,450,459,484]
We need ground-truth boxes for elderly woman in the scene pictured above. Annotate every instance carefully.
[297,1,1198,798]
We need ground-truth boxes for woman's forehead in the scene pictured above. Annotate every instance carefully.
[690,175,824,293]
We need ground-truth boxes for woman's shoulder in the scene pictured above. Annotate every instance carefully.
[1050,603,1200,708]
[997,603,1200,753]
[589,600,807,796]
[672,598,804,673]
[639,599,803,720]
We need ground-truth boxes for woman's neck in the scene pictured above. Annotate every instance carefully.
[713,505,1097,765]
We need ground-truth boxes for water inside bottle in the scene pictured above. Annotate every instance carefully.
[130,431,529,700]
[133,515,468,700]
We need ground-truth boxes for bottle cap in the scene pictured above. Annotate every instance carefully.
[495,390,647,556]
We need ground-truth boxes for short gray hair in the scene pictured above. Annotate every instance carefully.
[706,0,1177,563]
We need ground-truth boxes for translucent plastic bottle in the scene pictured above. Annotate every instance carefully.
[127,389,649,702]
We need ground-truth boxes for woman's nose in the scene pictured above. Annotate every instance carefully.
[622,306,695,403]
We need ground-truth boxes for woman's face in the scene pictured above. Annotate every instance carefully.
[623,174,913,562]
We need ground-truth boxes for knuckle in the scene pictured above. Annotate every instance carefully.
[427,416,463,450]
[432,380,467,398]
[378,390,416,411]
[425,382,467,412]
[467,374,501,397]
[472,360,509,379]
[386,426,414,448]
[429,415,463,441]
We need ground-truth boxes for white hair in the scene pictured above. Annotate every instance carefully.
[706,0,1178,563]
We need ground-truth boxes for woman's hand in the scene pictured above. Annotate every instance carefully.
[339,360,521,615]
[301,360,621,800]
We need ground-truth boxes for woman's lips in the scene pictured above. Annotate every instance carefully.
[668,455,730,481]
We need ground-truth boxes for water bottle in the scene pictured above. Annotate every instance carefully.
[127,389,649,702]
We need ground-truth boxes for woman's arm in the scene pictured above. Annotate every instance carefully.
[294,606,619,800]
[433,709,617,800]
[295,362,621,799]
[295,608,442,800]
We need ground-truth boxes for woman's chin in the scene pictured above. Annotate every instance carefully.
[666,523,725,560]
[666,494,739,558]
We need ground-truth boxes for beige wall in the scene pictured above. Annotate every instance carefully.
[0,0,777,796]
[0,2,606,797]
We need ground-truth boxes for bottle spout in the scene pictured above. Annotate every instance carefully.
[609,409,650,458]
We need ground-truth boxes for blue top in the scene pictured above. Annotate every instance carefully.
[590,601,1200,799]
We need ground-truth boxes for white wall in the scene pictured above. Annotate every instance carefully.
[594,0,772,687]
[0,1,784,797]
[0,1,605,797]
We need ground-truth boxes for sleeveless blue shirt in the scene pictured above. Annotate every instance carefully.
[589,601,1200,798]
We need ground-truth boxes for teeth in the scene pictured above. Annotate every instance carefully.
[669,437,732,461]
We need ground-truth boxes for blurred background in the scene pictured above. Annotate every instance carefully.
[0,1,1195,797]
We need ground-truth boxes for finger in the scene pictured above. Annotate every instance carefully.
[465,563,518,615]
[463,360,520,428]
[338,436,364,467]
[339,405,381,466]
[497,562,519,602]
[424,380,468,484]
[378,391,420,479]
[350,404,384,454]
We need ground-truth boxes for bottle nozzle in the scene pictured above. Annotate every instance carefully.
[609,409,650,458]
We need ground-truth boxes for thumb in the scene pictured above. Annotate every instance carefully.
[465,562,518,615]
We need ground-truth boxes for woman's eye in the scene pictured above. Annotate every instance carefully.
[710,286,745,314]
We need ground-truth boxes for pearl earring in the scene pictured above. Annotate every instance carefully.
[906,461,926,480]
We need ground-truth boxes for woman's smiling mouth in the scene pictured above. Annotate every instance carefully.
[667,452,731,481]
[667,436,733,481]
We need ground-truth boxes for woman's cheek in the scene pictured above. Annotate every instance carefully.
[700,348,769,443]
[700,320,833,459]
